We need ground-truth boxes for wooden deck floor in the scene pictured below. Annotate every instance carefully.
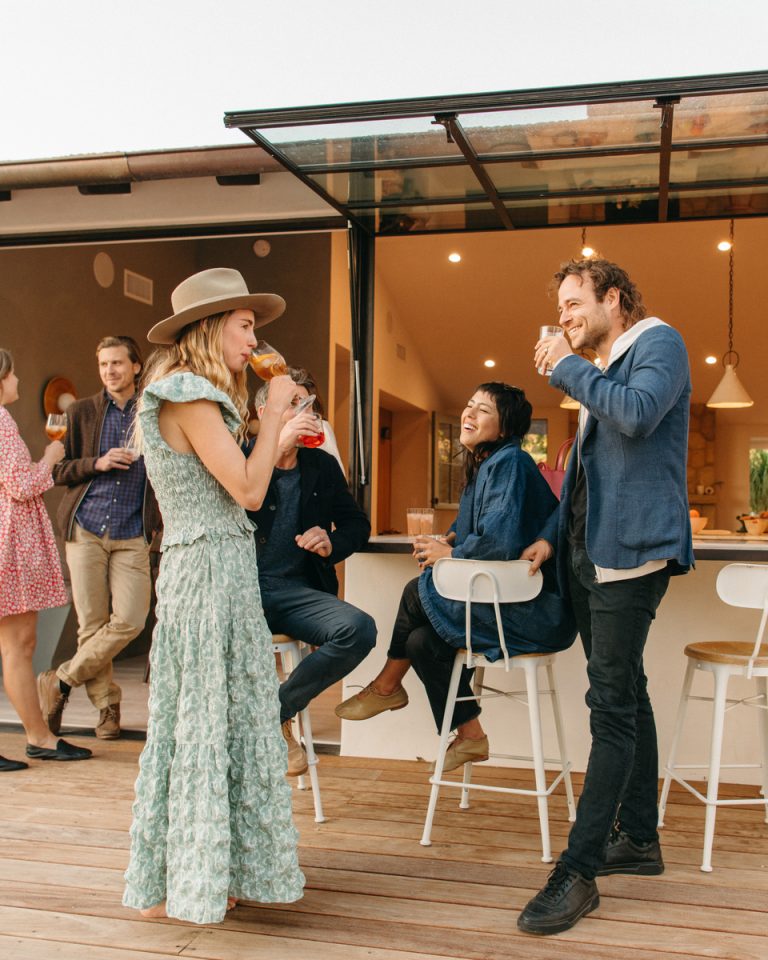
[0,730,766,960]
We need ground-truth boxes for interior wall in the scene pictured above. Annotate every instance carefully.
[371,272,447,534]
[716,420,768,529]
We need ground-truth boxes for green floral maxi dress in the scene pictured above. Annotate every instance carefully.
[123,373,304,923]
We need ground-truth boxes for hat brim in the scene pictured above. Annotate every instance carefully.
[147,293,286,345]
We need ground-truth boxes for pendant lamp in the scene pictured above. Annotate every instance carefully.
[580,227,595,259]
[560,394,580,410]
[707,219,753,409]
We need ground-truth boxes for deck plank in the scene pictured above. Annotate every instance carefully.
[1,731,766,960]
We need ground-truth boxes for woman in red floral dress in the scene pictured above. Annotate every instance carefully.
[0,348,92,770]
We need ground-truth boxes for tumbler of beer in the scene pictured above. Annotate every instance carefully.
[45,413,67,441]
[248,341,288,380]
[537,325,565,376]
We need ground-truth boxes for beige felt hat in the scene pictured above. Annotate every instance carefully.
[148,268,286,344]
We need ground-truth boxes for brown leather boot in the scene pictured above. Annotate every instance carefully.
[96,703,121,740]
[281,719,308,776]
[37,670,69,735]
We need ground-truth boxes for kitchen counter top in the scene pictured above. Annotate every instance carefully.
[363,534,768,562]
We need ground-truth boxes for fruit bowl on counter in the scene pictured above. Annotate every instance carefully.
[689,516,709,535]
[742,516,768,536]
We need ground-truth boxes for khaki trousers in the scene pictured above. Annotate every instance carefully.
[58,523,151,708]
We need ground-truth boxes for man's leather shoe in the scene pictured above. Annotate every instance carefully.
[335,683,408,720]
[517,861,599,935]
[430,734,490,774]
[598,828,664,876]
[96,704,121,740]
[37,670,68,735]
[281,720,308,777]
[26,739,93,761]
[0,755,29,772]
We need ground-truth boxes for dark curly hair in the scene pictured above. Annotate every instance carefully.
[553,257,646,328]
[463,382,532,485]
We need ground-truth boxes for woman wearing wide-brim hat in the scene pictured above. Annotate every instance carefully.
[122,268,305,924]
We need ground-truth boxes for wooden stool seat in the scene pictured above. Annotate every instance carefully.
[659,563,768,871]
[684,641,768,665]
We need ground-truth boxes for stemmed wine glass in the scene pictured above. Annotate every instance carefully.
[45,413,67,441]
[248,341,288,380]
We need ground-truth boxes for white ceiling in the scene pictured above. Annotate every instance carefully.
[376,218,768,420]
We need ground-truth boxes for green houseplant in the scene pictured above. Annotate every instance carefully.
[748,448,768,515]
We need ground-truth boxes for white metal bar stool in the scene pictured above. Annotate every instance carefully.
[420,558,576,862]
[272,633,325,823]
[658,562,768,871]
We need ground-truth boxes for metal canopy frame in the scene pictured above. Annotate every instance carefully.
[226,69,768,237]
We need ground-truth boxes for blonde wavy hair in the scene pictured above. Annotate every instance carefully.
[134,312,250,449]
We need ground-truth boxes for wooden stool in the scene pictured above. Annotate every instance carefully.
[272,634,325,823]
[659,562,768,871]
[420,559,576,862]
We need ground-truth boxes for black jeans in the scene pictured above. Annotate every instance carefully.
[261,580,377,723]
[388,577,481,732]
[561,546,671,879]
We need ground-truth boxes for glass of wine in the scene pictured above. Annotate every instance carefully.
[45,413,67,441]
[248,341,288,380]
[293,394,325,448]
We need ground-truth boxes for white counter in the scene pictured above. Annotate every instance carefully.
[341,537,768,785]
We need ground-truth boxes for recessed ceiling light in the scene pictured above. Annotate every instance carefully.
[717,240,732,252]
[448,252,462,263]
[705,355,718,365]
[483,359,496,368]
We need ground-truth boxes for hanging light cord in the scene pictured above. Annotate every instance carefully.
[724,218,738,367]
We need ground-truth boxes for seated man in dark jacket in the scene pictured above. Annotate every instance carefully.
[247,369,376,775]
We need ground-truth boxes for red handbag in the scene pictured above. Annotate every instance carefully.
[537,437,575,499]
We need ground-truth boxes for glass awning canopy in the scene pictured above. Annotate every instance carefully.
[225,71,768,236]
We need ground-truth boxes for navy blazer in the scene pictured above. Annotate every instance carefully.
[540,323,694,583]
[246,447,370,595]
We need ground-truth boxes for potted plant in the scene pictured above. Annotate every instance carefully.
[743,449,768,534]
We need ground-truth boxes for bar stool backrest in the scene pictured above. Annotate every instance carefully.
[432,558,543,669]
[716,562,768,678]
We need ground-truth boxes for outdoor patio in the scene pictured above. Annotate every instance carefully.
[0,730,765,960]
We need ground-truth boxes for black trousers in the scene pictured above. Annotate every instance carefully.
[387,577,481,732]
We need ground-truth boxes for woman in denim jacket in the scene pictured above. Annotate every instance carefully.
[336,382,576,771]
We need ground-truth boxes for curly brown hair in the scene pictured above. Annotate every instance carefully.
[553,258,646,328]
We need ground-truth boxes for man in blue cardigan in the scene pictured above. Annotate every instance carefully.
[517,259,694,936]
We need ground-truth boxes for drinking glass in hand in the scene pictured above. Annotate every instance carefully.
[293,394,325,448]
[248,341,288,380]
[45,413,67,441]
[537,325,565,376]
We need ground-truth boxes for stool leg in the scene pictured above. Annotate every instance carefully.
[701,666,729,872]
[524,659,552,863]
[757,676,768,823]
[297,706,325,823]
[659,659,695,827]
[546,662,575,822]
[421,652,464,846]
[460,665,484,810]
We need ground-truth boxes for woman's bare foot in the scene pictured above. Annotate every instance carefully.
[227,897,239,911]
[140,901,167,919]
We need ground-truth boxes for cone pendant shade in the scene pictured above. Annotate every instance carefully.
[560,394,580,410]
[706,363,754,408]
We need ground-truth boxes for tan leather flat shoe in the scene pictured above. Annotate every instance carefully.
[430,734,489,773]
[335,683,409,720]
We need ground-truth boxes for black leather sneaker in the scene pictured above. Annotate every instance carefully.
[517,861,599,935]
[598,828,664,876]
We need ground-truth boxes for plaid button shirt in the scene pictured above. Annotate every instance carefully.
[75,392,146,540]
